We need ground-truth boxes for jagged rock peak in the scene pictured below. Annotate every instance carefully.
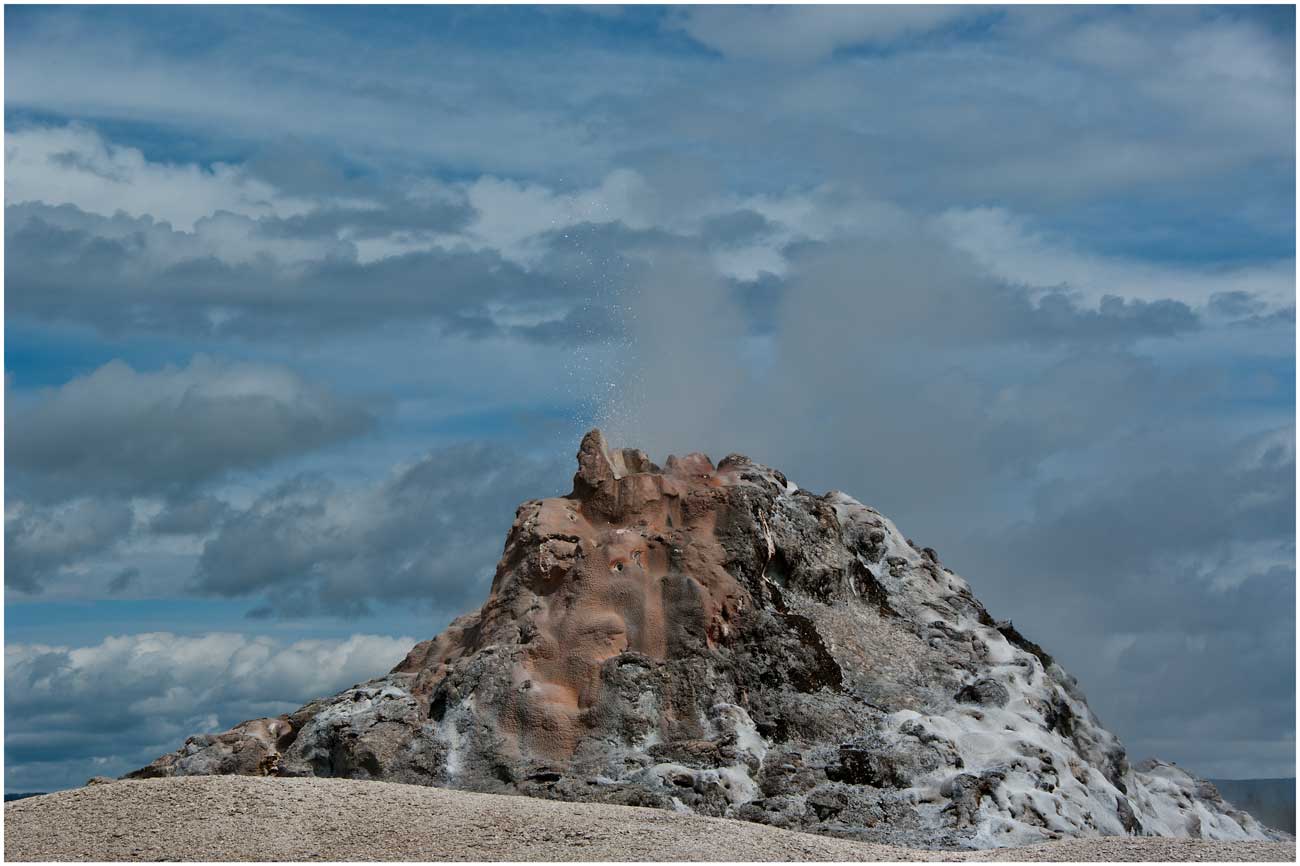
[575,428,663,486]
[125,430,1284,850]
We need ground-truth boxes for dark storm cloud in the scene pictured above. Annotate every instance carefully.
[7,356,375,503]
[193,442,571,617]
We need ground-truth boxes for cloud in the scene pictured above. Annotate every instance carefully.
[5,7,615,178]
[4,631,414,792]
[107,567,140,594]
[674,5,975,63]
[937,206,1296,312]
[457,169,658,267]
[4,499,134,593]
[7,356,375,502]
[6,126,1289,346]
[5,125,318,230]
[5,7,1291,222]
[4,199,591,339]
[953,426,1295,778]
[193,442,571,616]
[779,236,1202,346]
[5,124,475,253]
[147,497,233,536]
[1053,10,1294,147]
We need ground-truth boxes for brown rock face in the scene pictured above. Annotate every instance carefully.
[127,430,1280,850]
[396,429,752,765]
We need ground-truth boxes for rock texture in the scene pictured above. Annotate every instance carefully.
[127,430,1284,849]
[11,777,1297,862]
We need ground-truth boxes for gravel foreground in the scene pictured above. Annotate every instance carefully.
[4,776,1294,862]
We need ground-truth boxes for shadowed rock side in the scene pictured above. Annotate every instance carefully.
[127,430,1284,849]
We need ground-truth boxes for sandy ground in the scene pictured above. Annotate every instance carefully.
[4,776,1294,862]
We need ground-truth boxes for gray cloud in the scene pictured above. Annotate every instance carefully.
[673,5,977,63]
[107,567,140,594]
[697,209,775,245]
[7,356,375,502]
[954,426,1295,778]
[4,202,585,340]
[780,237,1201,347]
[193,442,571,617]
[255,199,472,242]
[4,632,413,792]
[147,497,233,537]
[5,499,134,594]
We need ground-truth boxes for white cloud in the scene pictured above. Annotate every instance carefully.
[4,127,367,269]
[936,206,1296,311]
[4,125,316,230]
[1060,14,1294,150]
[449,169,656,267]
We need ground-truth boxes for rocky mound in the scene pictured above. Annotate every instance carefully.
[127,431,1281,849]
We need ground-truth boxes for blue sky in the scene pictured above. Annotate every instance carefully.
[4,4,1295,793]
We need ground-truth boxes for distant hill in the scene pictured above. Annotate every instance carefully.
[4,792,46,802]
[1210,779,1295,835]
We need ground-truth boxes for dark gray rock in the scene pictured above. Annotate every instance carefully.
[954,678,1010,708]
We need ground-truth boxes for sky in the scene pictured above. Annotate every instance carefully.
[3,4,1295,793]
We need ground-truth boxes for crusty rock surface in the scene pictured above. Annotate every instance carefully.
[127,430,1286,849]
[7,777,1295,862]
